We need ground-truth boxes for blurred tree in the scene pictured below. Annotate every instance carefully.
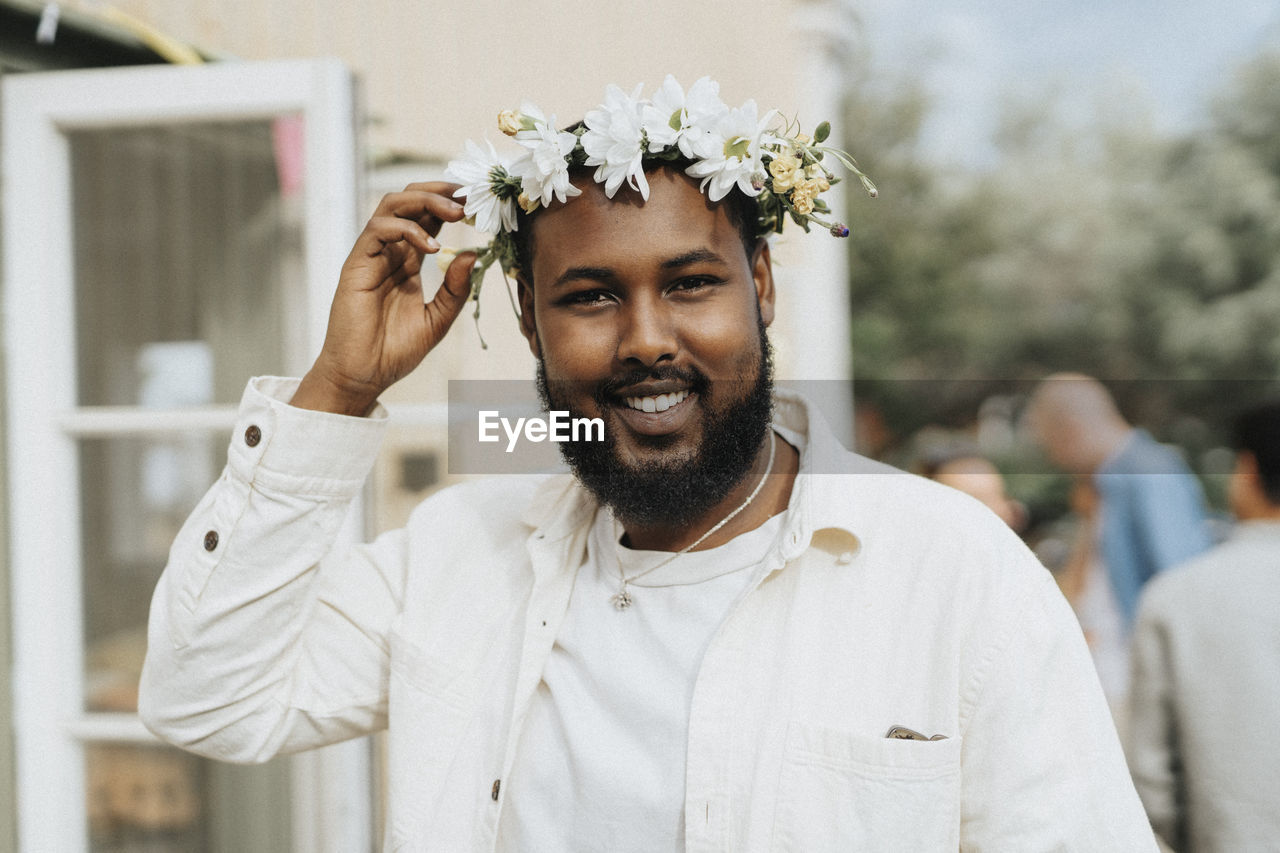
[843,49,1280,476]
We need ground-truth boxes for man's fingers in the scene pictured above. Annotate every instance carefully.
[402,181,463,196]
[424,252,477,336]
[355,216,436,260]
[376,188,467,227]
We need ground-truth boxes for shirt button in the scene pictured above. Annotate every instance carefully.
[203,530,219,551]
[491,779,501,801]
[244,424,262,447]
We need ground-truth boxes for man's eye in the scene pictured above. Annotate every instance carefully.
[560,289,614,307]
[669,276,718,293]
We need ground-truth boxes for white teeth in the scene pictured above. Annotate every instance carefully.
[624,390,689,413]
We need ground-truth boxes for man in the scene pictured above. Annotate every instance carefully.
[1028,373,1212,628]
[1127,401,1280,851]
[140,81,1156,851]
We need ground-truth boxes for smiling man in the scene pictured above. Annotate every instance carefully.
[139,80,1157,851]
[522,166,781,546]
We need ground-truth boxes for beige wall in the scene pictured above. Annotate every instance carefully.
[110,0,816,161]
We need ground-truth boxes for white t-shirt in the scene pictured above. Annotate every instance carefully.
[496,503,785,852]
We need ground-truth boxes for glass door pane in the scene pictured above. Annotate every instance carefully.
[87,743,292,853]
[79,435,222,713]
[69,120,304,407]
[68,119,308,850]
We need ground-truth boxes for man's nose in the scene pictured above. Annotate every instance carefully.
[616,297,677,367]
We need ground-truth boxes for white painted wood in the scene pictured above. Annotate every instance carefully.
[65,713,157,743]
[782,0,859,444]
[384,403,451,428]
[58,405,240,436]
[3,65,87,853]
[3,59,369,853]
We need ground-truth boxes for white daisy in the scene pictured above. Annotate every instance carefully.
[444,139,519,234]
[647,75,728,160]
[684,99,777,202]
[510,105,582,207]
[643,75,686,150]
[581,84,650,200]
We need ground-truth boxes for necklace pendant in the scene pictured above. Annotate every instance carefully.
[610,589,633,610]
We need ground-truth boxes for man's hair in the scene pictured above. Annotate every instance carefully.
[511,158,763,285]
[1232,400,1280,504]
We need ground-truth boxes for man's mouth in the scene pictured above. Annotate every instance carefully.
[623,390,690,413]
[609,387,698,438]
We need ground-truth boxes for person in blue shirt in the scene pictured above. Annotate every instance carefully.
[1027,373,1212,627]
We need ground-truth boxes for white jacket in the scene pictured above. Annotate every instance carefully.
[140,377,1157,852]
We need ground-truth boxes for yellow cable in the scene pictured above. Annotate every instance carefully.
[96,4,205,65]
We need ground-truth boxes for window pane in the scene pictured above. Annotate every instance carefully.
[69,119,307,407]
[80,435,222,713]
[87,742,293,853]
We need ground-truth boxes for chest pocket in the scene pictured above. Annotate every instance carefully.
[770,721,961,851]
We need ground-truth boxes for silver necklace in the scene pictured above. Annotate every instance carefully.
[610,432,777,610]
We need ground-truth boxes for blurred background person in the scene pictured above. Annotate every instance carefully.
[1027,373,1212,631]
[1054,478,1131,726]
[1126,400,1280,852]
[922,451,1028,533]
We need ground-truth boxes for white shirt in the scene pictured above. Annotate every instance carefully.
[1075,554,1131,716]
[498,507,782,852]
[139,377,1157,852]
[1127,520,1280,852]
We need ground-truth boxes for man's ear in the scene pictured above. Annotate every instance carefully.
[751,238,775,327]
[517,273,541,359]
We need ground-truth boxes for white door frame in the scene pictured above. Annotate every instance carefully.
[3,58,369,853]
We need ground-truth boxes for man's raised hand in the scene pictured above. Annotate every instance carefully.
[292,182,477,416]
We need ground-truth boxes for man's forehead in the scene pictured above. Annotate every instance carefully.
[528,169,742,267]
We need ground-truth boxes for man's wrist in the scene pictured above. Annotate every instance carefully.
[290,368,380,417]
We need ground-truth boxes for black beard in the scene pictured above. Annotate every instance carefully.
[536,319,774,528]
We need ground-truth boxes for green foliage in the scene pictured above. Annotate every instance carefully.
[843,50,1280,468]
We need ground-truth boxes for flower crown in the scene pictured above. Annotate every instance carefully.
[441,76,876,330]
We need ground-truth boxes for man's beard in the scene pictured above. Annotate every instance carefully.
[536,319,774,529]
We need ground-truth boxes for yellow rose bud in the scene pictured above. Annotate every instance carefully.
[517,192,540,214]
[497,110,521,136]
[795,133,811,145]
[803,175,830,194]
[789,185,816,215]
[769,153,800,191]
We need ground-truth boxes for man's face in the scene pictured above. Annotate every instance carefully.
[1027,405,1082,474]
[519,167,776,525]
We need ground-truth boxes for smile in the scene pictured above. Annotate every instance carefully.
[623,390,690,413]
